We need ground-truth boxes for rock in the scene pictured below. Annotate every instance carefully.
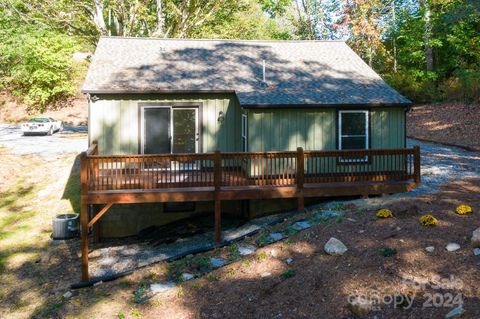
[471,227,480,248]
[425,246,435,253]
[473,248,480,256]
[445,305,465,318]
[446,243,461,252]
[348,296,372,317]
[181,273,194,281]
[318,211,343,218]
[238,244,256,256]
[260,272,271,278]
[286,257,293,265]
[210,257,227,268]
[346,218,356,222]
[269,232,284,241]
[150,281,175,294]
[270,249,278,257]
[292,220,312,231]
[324,237,348,256]
[63,291,73,299]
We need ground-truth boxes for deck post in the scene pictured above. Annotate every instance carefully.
[213,150,222,243]
[80,151,89,281]
[296,147,305,211]
[413,145,421,184]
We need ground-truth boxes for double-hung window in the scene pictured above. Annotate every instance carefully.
[241,114,248,152]
[338,110,369,161]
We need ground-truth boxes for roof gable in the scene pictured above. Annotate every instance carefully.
[83,37,411,106]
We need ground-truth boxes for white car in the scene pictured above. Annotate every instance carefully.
[21,117,63,136]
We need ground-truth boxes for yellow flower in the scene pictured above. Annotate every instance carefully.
[419,214,438,226]
[455,204,473,215]
[376,208,393,218]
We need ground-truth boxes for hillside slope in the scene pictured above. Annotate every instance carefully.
[407,103,480,151]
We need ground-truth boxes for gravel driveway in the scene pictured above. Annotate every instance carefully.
[0,124,88,157]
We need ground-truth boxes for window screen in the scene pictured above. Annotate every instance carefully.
[339,111,369,150]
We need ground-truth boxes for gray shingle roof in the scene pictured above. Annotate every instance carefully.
[82,37,411,107]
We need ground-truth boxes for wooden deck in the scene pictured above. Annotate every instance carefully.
[79,142,421,281]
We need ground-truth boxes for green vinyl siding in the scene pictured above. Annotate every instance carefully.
[89,93,242,155]
[247,107,405,152]
[371,108,405,149]
[246,107,406,175]
[248,109,336,152]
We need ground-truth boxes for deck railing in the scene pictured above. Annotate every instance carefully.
[81,142,420,193]
[79,143,420,281]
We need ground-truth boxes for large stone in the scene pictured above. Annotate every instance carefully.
[348,297,372,317]
[210,257,227,268]
[446,243,461,252]
[238,244,256,256]
[425,246,435,253]
[445,305,465,318]
[324,237,348,256]
[150,281,175,294]
[63,291,73,299]
[292,220,312,231]
[181,273,194,281]
[471,227,480,248]
[269,232,284,241]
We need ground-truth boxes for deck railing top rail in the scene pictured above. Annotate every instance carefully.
[81,145,420,193]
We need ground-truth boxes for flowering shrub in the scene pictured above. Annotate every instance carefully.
[376,208,393,218]
[455,204,473,215]
[419,214,438,226]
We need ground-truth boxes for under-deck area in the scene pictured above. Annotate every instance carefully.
[79,142,420,281]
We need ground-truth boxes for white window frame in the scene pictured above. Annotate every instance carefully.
[338,110,369,162]
[241,114,248,152]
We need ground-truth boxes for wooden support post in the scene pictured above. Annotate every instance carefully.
[296,147,305,211]
[413,145,421,184]
[91,205,101,244]
[80,151,89,282]
[213,150,222,244]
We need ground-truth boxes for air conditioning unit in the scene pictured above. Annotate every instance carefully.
[52,214,79,239]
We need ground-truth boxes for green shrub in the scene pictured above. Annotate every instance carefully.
[439,70,480,103]
[0,14,85,111]
[385,71,439,103]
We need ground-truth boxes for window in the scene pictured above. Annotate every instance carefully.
[338,110,369,161]
[242,114,248,152]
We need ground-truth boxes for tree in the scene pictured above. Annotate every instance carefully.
[338,0,386,67]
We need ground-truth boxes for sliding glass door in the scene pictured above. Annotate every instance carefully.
[141,106,198,154]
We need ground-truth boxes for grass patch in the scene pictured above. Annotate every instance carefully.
[379,247,398,257]
[228,243,240,261]
[130,308,142,318]
[281,268,296,279]
[207,273,220,282]
[255,251,268,262]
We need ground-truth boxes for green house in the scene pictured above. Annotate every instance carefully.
[81,37,414,238]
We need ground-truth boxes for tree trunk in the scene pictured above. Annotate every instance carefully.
[392,0,397,73]
[420,0,433,71]
[153,0,165,37]
[92,0,107,35]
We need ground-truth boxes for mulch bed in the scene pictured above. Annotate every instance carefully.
[57,178,480,319]
[407,103,480,151]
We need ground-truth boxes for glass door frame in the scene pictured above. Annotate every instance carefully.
[139,104,200,155]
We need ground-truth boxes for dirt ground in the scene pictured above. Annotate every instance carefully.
[88,178,478,319]
[407,103,480,151]
[0,93,88,125]
[2,167,479,318]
